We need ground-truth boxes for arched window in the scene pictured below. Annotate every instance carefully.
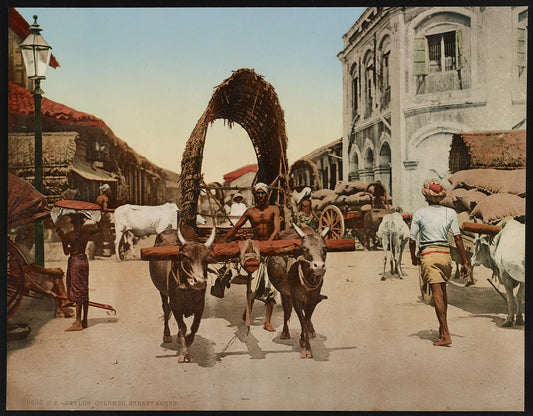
[364,51,375,118]
[365,148,374,169]
[379,36,391,109]
[350,63,359,118]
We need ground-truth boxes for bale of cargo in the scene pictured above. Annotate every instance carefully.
[344,191,372,207]
[312,188,336,200]
[470,193,525,223]
[455,189,489,212]
[318,193,341,211]
[440,188,470,211]
[334,180,369,196]
[448,168,526,196]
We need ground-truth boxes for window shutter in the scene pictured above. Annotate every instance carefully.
[413,37,427,76]
[455,29,463,70]
[517,27,526,67]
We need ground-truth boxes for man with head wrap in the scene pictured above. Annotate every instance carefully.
[223,182,280,332]
[409,178,469,346]
[94,184,113,257]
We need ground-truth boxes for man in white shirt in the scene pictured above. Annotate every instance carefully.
[409,179,469,346]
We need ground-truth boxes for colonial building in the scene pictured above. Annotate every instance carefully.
[337,6,527,212]
[290,138,343,191]
[8,8,179,207]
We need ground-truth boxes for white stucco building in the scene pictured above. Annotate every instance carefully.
[337,6,527,212]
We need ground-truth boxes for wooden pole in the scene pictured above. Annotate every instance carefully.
[140,238,356,261]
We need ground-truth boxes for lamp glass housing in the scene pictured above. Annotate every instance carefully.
[20,32,52,79]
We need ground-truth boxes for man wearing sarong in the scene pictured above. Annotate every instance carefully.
[94,183,114,256]
[409,178,469,346]
[56,213,101,331]
[223,182,280,332]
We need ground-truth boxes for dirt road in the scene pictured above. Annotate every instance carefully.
[6,239,524,411]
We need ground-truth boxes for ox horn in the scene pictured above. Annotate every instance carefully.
[292,223,306,238]
[177,223,187,245]
[204,226,216,248]
[320,226,330,238]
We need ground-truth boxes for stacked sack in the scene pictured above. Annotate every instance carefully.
[440,168,526,225]
[310,181,392,214]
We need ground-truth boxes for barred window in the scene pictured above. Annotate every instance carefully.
[427,31,457,73]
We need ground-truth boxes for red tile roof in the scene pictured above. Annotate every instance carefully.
[9,8,60,69]
[8,82,109,129]
[223,163,258,183]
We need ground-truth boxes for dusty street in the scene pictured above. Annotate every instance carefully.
[6,238,524,411]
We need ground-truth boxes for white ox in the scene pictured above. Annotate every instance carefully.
[114,203,179,261]
[376,211,410,279]
[472,218,525,327]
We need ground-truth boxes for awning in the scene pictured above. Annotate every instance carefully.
[70,161,118,182]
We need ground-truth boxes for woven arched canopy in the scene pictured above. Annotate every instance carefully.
[180,68,289,225]
[289,158,322,191]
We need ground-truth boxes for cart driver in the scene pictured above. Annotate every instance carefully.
[223,182,280,332]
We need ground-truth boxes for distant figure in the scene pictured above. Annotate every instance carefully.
[56,213,101,331]
[94,184,113,256]
[230,193,247,217]
[366,181,389,210]
[295,194,319,232]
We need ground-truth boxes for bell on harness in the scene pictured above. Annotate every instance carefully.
[210,265,232,299]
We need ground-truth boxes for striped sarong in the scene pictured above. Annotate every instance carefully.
[67,254,89,302]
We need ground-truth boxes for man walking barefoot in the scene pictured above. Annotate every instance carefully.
[223,182,280,332]
[409,179,469,346]
[57,213,101,331]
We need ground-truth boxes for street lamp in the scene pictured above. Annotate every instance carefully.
[20,15,52,267]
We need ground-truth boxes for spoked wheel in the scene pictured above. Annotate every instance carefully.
[319,205,345,239]
[7,245,26,319]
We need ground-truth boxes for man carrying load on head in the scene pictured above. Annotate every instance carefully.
[409,178,469,347]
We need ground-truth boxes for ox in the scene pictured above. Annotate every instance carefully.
[376,211,410,279]
[472,219,525,327]
[114,203,179,261]
[267,224,330,359]
[149,226,216,363]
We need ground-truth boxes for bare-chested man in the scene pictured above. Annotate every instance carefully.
[223,182,280,332]
[56,213,101,331]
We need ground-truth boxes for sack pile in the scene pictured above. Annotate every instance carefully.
[310,180,391,213]
[441,168,526,224]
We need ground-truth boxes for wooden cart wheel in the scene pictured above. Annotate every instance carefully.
[319,205,345,239]
[7,246,26,319]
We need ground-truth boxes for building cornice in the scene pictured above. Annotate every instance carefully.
[403,99,487,117]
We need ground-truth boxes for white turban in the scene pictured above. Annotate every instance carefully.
[100,183,110,193]
[254,182,269,194]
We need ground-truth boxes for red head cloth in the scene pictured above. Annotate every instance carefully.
[421,178,447,203]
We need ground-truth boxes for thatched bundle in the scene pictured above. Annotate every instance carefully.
[449,130,526,172]
[180,69,289,225]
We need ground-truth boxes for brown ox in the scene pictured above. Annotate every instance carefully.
[267,224,330,359]
[149,226,216,363]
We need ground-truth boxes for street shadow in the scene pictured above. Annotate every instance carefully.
[409,329,464,344]
[86,316,119,328]
[157,335,218,367]
[7,296,56,352]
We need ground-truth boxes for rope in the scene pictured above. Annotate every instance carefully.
[295,255,323,291]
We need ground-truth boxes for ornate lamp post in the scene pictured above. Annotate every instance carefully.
[20,15,52,266]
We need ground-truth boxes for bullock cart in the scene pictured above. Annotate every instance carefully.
[319,204,412,241]
[141,68,356,334]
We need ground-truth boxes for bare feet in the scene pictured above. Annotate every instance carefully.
[81,319,88,329]
[65,321,83,331]
[433,338,452,346]
[263,322,276,332]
